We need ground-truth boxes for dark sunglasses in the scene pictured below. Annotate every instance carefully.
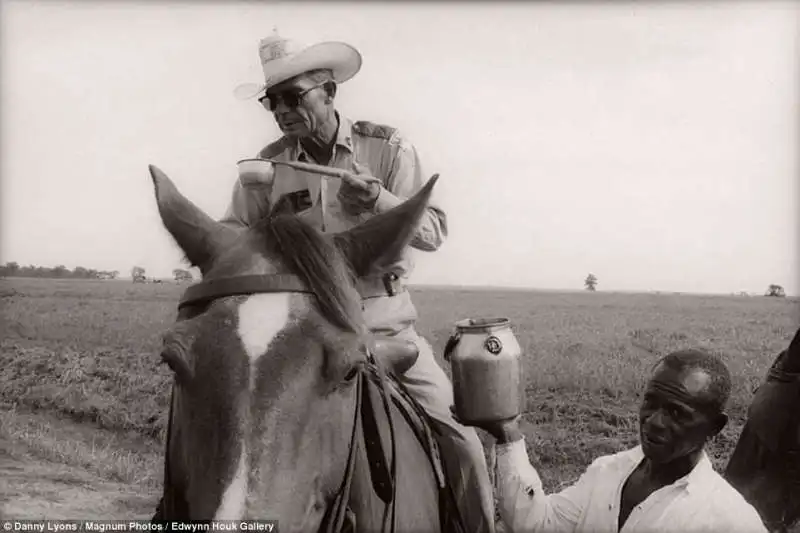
[258,82,329,112]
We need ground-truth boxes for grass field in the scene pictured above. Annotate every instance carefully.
[1,277,798,519]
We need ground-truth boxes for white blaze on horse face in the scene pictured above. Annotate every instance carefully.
[213,293,291,520]
[214,443,248,520]
[238,293,291,393]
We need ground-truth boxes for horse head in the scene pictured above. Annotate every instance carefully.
[148,164,438,529]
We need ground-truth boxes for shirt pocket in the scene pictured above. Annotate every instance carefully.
[281,189,313,213]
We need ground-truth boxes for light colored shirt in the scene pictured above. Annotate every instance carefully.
[495,438,768,533]
[220,113,447,334]
[220,113,447,275]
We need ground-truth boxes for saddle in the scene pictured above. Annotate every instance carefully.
[368,336,420,376]
[320,348,465,533]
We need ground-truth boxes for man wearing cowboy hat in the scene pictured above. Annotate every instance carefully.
[219,32,496,533]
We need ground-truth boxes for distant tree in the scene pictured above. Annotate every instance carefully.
[0,262,110,279]
[100,270,121,280]
[0,262,20,277]
[16,265,36,277]
[584,273,598,291]
[172,268,193,283]
[131,266,146,283]
[765,284,786,298]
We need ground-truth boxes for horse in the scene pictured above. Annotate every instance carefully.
[147,165,464,533]
[725,326,800,533]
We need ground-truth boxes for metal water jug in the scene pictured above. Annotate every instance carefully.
[444,317,524,424]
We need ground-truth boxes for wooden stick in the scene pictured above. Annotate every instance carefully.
[263,158,347,179]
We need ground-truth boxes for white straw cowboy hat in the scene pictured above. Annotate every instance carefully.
[234,31,362,100]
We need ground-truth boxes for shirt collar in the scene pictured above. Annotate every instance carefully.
[335,113,355,152]
[293,111,354,162]
[628,445,715,494]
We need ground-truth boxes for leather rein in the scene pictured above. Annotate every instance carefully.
[177,274,399,533]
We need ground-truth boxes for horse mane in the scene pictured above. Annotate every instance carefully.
[252,208,365,334]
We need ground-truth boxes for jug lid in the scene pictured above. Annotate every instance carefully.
[454,317,511,333]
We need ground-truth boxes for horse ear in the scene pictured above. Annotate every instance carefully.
[332,174,439,277]
[149,165,239,273]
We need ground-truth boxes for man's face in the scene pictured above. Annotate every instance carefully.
[638,364,725,464]
[261,73,331,139]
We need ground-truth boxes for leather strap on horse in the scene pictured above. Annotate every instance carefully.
[319,354,398,533]
[369,354,399,533]
[319,364,364,533]
[179,274,312,310]
[361,364,394,505]
[179,273,405,311]
[768,366,800,384]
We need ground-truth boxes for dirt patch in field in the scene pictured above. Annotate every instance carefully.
[0,409,160,520]
[0,454,158,519]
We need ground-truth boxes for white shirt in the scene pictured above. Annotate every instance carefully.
[495,438,768,533]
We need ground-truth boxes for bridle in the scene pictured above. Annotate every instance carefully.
[177,274,399,533]
[178,274,314,310]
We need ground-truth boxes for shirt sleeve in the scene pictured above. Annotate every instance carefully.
[371,136,447,252]
[218,177,272,229]
[707,498,770,533]
[729,513,769,533]
[495,438,595,533]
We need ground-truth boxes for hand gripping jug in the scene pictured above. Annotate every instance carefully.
[444,317,524,424]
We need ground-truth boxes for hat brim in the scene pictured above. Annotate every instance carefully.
[234,41,362,100]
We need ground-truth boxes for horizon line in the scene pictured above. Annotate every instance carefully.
[2,275,794,298]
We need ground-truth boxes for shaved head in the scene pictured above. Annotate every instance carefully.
[653,349,732,414]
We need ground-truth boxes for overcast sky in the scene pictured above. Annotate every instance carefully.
[1,1,797,294]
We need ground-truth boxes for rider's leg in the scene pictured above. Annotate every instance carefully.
[363,292,496,533]
[392,326,497,533]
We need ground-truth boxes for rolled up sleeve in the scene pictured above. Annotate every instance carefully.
[495,438,591,533]
[374,137,447,252]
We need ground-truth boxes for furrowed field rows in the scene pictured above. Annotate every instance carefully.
[1,277,797,492]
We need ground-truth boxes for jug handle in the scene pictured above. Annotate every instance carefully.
[443,331,461,362]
